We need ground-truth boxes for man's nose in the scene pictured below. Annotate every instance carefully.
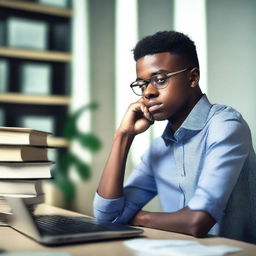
[143,83,159,99]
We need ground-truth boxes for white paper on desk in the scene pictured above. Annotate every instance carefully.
[124,238,243,256]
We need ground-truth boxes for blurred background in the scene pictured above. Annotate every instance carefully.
[0,0,255,216]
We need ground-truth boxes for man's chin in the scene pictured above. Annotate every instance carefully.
[152,113,168,121]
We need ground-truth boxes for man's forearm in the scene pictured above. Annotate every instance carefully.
[130,207,215,237]
[97,131,135,199]
[97,100,153,200]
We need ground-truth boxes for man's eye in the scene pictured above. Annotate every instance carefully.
[155,75,168,85]
[156,78,167,84]
[154,74,167,85]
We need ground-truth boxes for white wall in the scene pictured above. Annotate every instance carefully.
[207,0,256,148]
[69,0,256,215]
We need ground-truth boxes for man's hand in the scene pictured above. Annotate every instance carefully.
[118,99,154,135]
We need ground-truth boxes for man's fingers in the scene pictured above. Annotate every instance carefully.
[129,101,154,123]
[137,99,154,122]
[141,105,154,122]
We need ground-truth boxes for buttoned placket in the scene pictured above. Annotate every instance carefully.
[173,133,186,208]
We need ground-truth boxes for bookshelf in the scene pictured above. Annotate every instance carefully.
[0,0,72,147]
[0,93,70,105]
[0,47,71,62]
[0,0,72,17]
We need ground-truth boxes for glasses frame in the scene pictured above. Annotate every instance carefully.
[130,67,192,96]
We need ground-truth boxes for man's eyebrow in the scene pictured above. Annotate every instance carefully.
[153,69,169,75]
[136,70,169,81]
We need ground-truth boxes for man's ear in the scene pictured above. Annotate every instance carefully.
[189,68,200,88]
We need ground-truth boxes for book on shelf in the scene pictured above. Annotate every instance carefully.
[7,17,48,50]
[0,59,8,93]
[39,0,69,8]
[0,146,48,162]
[0,127,50,146]
[21,62,52,95]
[19,116,55,134]
[0,20,4,46]
[0,161,53,179]
[0,179,43,196]
[0,109,5,127]
[52,22,71,52]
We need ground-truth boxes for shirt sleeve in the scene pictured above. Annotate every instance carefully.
[93,147,158,224]
[188,112,251,221]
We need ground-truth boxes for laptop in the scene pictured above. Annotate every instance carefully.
[5,197,143,246]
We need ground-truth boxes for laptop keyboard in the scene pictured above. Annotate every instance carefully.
[34,215,111,236]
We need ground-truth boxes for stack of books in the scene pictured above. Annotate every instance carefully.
[0,127,54,225]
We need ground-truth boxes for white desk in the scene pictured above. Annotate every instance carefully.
[0,206,255,256]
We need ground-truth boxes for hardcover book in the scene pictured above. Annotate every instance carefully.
[0,194,45,213]
[0,162,53,179]
[0,127,50,146]
[0,195,45,225]
[0,180,43,196]
[0,146,48,162]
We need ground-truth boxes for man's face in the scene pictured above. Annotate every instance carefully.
[136,52,194,121]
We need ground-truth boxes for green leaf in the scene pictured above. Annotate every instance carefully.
[72,102,99,121]
[55,175,75,204]
[54,102,101,205]
[59,152,91,180]
[73,159,91,180]
[61,102,99,139]
[78,133,102,152]
[58,152,76,175]
[62,116,77,139]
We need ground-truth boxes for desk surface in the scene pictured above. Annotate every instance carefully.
[0,205,256,256]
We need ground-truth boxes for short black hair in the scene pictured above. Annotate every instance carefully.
[133,31,199,68]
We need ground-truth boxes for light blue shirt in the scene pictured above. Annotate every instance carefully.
[93,95,256,243]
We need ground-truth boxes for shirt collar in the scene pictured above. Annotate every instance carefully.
[162,95,212,144]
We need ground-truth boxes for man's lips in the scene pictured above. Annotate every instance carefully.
[146,102,163,113]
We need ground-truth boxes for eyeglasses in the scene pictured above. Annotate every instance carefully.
[130,67,192,96]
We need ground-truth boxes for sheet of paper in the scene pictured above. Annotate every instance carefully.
[124,238,243,256]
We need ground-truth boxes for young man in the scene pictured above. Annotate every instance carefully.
[93,31,256,243]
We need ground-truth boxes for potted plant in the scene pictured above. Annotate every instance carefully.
[53,102,101,208]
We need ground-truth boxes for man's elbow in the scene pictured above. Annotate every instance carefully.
[93,208,128,224]
[190,224,209,238]
[93,209,115,223]
[189,211,216,238]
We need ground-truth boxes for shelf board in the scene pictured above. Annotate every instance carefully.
[0,47,71,62]
[47,136,69,148]
[0,0,72,17]
[0,93,71,105]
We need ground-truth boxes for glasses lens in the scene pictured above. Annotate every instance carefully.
[151,73,169,88]
[131,81,145,96]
